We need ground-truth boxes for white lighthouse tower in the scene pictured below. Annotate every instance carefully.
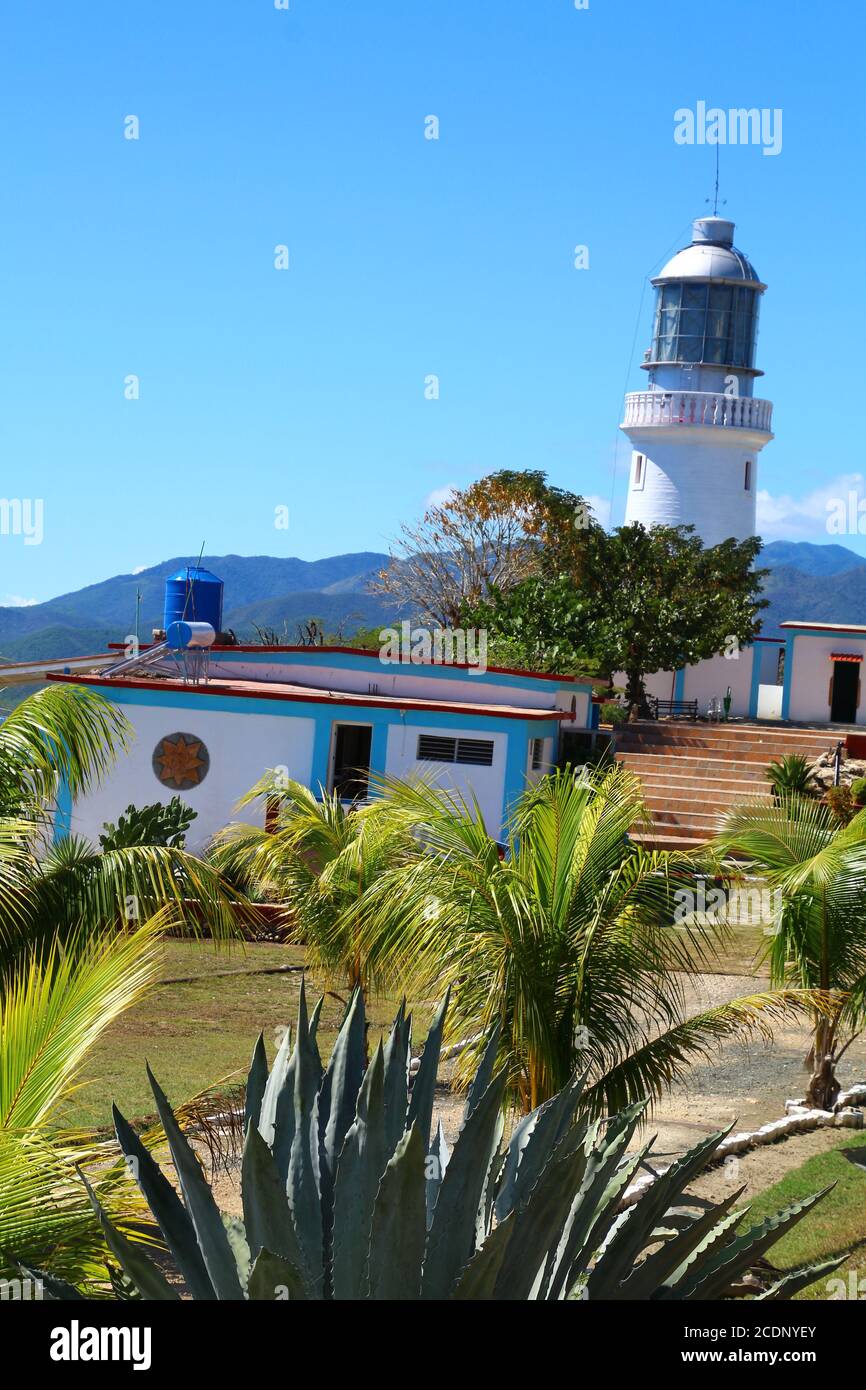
[622,216,773,546]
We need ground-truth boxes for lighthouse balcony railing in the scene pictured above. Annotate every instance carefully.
[622,390,773,433]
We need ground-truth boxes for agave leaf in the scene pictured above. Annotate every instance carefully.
[539,1101,648,1300]
[224,1217,251,1292]
[247,1247,308,1301]
[494,1072,587,1223]
[671,1187,835,1300]
[331,1041,388,1300]
[425,1120,450,1226]
[450,1212,516,1300]
[755,1256,846,1300]
[258,1023,293,1158]
[407,991,449,1152]
[614,1187,746,1301]
[14,1263,83,1301]
[422,1067,508,1299]
[146,1064,245,1300]
[286,981,324,1292]
[477,1112,504,1246]
[586,1124,735,1300]
[650,1205,745,1301]
[381,1001,411,1158]
[241,1122,310,1288]
[80,1170,179,1301]
[547,1138,652,1300]
[244,1032,269,1137]
[113,1102,216,1301]
[493,1141,591,1300]
[462,1021,501,1127]
[368,1124,427,1300]
[317,988,366,1228]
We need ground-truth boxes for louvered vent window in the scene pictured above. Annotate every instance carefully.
[531,737,544,771]
[417,735,494,766]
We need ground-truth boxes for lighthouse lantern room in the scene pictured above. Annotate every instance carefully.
[622,216,773,547]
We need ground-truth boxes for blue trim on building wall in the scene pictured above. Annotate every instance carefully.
[780,633,796,721]
[748,644,763,719]
[53,774,72,844]
[673,668,686,701]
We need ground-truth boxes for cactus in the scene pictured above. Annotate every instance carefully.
[24,987,842,1300]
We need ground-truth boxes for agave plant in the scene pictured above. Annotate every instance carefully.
[33,988,840,1301]
[765,753,815,801]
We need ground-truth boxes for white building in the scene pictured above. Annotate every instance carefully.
[48,638,595,854]
[622,216,773,547]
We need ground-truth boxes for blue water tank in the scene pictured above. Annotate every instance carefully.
[163,566,224,634]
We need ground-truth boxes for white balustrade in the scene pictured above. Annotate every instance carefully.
[622,390,773,433]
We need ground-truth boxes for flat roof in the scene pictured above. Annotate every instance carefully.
[46,671,572,722]
[107,642,599,686]
[780,622,866,634]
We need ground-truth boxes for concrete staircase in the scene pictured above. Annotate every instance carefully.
[615,721,839,848]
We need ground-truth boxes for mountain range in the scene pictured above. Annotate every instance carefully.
[1,540,865,666]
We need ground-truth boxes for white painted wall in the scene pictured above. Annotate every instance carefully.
[384,722,508,836]
[680,649,755,716]
[67,701,316,854]
[622,429,768,547]
[787,636,866,725]
[554,689,591,728]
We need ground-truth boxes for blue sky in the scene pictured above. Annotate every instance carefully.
[1,0,864,604]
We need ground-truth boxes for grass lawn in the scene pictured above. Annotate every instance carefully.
[741,1131,866,1299]
[59,939,436,1131]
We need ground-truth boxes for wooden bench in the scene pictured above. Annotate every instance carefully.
[647,697,699,721]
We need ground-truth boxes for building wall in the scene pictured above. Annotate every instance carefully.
[784,632,866,725]
[679,647,756,715]
[623,432,763,547]
[58,683,572,851]
[64,700,317,853]
[384,722,508,833]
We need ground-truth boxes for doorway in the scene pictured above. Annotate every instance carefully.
[830,661,860,724]
[330,724,372,801]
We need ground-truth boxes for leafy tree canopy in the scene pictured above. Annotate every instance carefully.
[466,517,766,706]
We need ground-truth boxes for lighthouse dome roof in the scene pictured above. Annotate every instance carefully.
[652,217,764,288]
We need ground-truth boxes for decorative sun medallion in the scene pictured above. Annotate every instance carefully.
[152,732,210,790]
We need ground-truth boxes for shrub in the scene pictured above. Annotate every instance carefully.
[826,784,855,825]
[25,989,841,1302]
[765,753,814,800]
[851,777,866,807]
[99,798,196,850]
[600,700,627,726]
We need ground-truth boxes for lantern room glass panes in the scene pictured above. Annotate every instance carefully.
[650,283,759,369]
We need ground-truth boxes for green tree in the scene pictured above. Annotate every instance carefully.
[712,795,866,1110]
[468,524,766,712]
[349,766,805,1114]
[372,469,596,627]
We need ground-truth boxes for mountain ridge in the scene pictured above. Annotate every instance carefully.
[2,540,865,663]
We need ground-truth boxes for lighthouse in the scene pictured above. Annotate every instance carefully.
[622,216,773,547]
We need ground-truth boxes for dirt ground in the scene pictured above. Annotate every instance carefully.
[207,970,866,1216]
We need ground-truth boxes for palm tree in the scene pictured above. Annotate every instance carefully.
[349,766,809,1115]
[212,774,408,1004]
[711,794,866,1111]
[0,683,250,1288]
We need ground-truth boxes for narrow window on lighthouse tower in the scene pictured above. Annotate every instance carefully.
[744,459,753,491]
[633,454,645,490]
